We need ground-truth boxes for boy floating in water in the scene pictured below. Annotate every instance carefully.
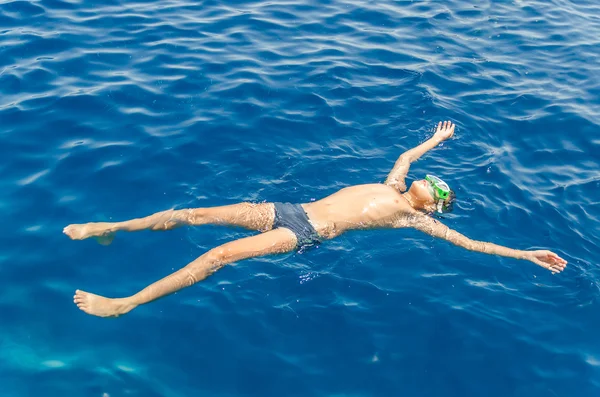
[64,121,567,317]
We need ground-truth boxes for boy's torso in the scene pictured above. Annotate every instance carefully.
[302,184,413,239]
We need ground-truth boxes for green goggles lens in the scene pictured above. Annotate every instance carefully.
[425,175,450,200]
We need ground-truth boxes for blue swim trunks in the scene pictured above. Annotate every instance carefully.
[272,202,322,251]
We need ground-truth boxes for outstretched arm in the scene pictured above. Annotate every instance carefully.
[385,121,455,192]
[400,213,567,274]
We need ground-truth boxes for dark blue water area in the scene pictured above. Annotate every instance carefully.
[1,0,600,395]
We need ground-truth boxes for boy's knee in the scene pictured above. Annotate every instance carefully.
[179,208,204,225]
[205,247,228,264]
[150,209,179,230]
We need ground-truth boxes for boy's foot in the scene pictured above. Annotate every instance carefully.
[63,223,115,245]
[73,290,136,318]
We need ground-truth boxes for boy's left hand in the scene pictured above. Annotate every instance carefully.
[524,250,567,274]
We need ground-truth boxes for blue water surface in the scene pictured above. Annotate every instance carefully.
[1,0,600,396]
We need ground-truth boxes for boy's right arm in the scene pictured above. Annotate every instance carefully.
[385,121,455,191]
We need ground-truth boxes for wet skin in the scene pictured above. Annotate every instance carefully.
[64,121,567,317]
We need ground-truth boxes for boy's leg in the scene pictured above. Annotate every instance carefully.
[63,202,275,241]
[73,227,297,317]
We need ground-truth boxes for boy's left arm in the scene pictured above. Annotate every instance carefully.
[398,212,567,274]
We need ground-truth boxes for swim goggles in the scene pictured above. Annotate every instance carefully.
[425,174,450,209]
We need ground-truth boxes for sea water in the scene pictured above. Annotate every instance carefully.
[1,0,599,396]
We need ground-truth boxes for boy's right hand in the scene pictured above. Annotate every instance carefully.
[433,120,455,142]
